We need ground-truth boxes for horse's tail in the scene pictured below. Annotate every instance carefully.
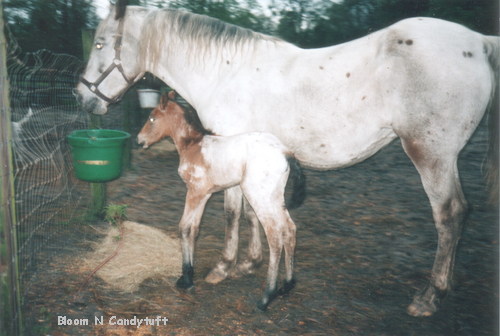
[285,156,306,210]
[484,35,499,205]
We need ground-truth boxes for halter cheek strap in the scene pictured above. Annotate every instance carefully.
[80,18,138,104]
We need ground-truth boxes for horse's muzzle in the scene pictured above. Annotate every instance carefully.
[75,85,108,115]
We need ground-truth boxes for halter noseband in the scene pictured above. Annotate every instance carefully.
[80,18,137,104]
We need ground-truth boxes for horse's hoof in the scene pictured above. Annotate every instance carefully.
[407,301,436,317]
[205,269,227,284]
[408,284,446,317]
[232,259,262,277]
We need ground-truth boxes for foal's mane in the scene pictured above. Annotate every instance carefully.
[168,93,213,136]
[183,104,214,136]
[138,9,281,70]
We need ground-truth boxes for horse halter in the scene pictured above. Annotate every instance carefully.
[79,18,137,104]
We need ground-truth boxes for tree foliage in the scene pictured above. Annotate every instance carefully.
[167,0,273,34]
[3,0,99,57]
[2,0,497,58]
[279,0,498,48]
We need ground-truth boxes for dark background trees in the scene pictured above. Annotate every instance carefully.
[2,0,498,59]
[275,0,498,48]
[3,0,99,57]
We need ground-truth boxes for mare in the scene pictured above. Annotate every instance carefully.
[76,0,499,316]
[137,91,306,310]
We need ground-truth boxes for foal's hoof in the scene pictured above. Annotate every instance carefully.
[278,278,296,296]
[256,290,279,311]
[205,269,228,284]
[176,275,194,291]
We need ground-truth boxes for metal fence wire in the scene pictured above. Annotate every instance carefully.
[1,30,93,335]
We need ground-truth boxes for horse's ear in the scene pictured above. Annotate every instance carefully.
[160,93,169,108]
[114,0,129,20]
[168,91,177,101]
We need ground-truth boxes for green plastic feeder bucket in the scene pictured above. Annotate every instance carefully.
[67,129,131,182]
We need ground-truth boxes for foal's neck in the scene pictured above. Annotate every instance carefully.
[169,113,204,155]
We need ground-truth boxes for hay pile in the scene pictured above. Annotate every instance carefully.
[85,221,182,292]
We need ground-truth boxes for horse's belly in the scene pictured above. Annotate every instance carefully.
[288,126,398,170]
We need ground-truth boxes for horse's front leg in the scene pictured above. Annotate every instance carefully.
[177,190,211,290]
[205,186,243,284]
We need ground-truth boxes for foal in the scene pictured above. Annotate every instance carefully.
[137,91,306,310]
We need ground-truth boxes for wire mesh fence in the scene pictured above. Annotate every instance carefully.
[1,29,93,335]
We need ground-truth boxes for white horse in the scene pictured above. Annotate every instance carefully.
[76,0,499,316]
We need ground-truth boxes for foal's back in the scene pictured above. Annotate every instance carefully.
[179,132,292,193]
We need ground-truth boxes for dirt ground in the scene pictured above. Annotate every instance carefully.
[28,121,498,335]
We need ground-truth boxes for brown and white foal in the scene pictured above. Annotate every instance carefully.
[137,91,305,310]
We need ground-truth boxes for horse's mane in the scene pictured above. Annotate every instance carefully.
[138,9,281,70]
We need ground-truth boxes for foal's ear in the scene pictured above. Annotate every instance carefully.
[168,91,177,101]
[160,93,169,108]
[114,0,128,20]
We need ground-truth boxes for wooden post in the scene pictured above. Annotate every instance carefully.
[121,90,133,171]
[0,4,21,335]
[82,29,106,217]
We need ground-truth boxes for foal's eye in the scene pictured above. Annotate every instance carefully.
[95,43,104,50]
[149,117,155,123]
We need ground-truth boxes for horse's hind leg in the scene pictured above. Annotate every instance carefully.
[205,186,243,284]
[401,138,468,317]
[231,196,263,277]
[205,187,264,284]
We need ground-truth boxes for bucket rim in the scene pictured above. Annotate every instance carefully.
[67,129,131,140]
[136,88,160,93]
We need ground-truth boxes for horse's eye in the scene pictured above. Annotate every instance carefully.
[149,117,155,123]
[95,43,104,50]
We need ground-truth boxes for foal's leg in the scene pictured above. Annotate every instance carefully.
[278,210,297,296]
[242,170,292,310]
[205,186,243,284]
[401,139,468,317]
[254,215,283,311]
[177,190,212,290]
[253,203,296,310]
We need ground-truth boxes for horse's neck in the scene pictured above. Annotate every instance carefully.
[149,38,285,111]
[152,57,223,110]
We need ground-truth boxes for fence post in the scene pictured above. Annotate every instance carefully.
[82,28,106,217]
[0,4,21,336]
